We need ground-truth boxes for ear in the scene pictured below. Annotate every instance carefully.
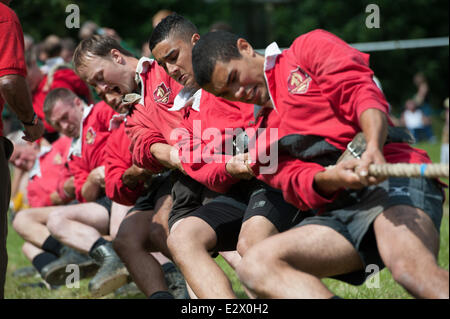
[191,33,201,46]
[237,38,254,57]
[73,96,82,109]
[110,49,124,64]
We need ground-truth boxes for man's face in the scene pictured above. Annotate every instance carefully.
[49,98,83,138]
[202,40,269,106]
[78,52,136,113]
[9,144,38,171]
[152,34,198,89]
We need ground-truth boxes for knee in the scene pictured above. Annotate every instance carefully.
[113,218,137,253]
[46,209,66,237]
[236,235,251,256]
[12,210,29,235]
[236,245,270,291]
[167,228,196,258]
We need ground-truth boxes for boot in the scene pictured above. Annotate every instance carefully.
[41,246,99,286]
[163,263,189,299]
[88,242,130,297]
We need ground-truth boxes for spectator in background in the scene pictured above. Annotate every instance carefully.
[60,37,76,64]
[25,48,92,143]
[401,99,431,142]
[413,72,436,142]
[152,9,173,28]
[40,35,65,74]
[441,98,449,164]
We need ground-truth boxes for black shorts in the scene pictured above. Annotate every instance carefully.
[127,171,173,215]
[227,179,307,232]
[296,177,444,285]
[95,196,112,216]
[169,175,307,254]
[168,172,222,229]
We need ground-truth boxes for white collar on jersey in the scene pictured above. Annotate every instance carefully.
[132,57,155,105]
[262,42,282,112]
[170,87,202,112]
[264,42,282,72]
[67,103,94,159]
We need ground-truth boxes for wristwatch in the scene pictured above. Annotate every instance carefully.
[21,113,38,126]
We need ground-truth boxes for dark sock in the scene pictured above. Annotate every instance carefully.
[89,237,109,256]
[161,262,176,273]
[148,291,174,299]
[32,252,58,273]
[330,295,343,299]
[42,236,64,256]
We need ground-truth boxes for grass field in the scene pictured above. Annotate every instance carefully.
[4,141,449,299]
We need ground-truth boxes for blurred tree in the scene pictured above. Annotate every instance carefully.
[11,0,448,114]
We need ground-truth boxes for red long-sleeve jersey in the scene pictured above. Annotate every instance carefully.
[67,101,117,202]
[104,122,146,205]
[251,29,431,211]
[27,136,72,207]
[176,90,255,193]
[124,57,183,171]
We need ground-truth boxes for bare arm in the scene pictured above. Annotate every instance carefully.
[81,166,105,202]
[150,143,185,173]
[0,74,44,141]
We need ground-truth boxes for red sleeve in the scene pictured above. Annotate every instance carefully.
[253,154,338,211]
[68,156,89,202]
[104,125,145,205]
[292,30,390,125]
[56,163,74,202]
[178,112,239,193]
[26,179,52,208]
[125,104,166,173]
[0,8,26,78]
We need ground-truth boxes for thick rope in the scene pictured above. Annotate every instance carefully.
[367,163,449,178]
[327,163,449,178]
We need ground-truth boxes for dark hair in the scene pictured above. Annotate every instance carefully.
[43,88,78,125]
[42,35,62,58]
[149,13,198,52]
[192,31,242,87]
[73,35,134,73]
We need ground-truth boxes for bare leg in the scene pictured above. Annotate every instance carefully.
[46,203,109,253]
[168,217,236,298]
[13,206,55,247]
[113,195,172,297]
[374,205,449,299]
[237,215,278,255]
[237,224,364,298]
[22,242,43,262]
[109,202,132,239]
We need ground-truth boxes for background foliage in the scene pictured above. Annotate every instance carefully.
[12,0,449,115]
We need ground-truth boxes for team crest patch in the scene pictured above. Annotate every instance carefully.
[53,153,62,165]
[287,67,311,94]
[153,82,171,103]
[85,127,96,145]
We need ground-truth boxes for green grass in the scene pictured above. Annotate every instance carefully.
[4,141,449,298]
